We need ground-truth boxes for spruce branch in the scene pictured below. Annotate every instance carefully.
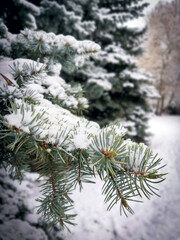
[15,29,101,71]
[0,28,167,229]
[0,95,166,226]
[35,151,77,228]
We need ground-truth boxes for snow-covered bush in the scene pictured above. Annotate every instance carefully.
[0,26,166,229]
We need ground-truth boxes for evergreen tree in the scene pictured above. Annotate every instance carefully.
[0,18,166,229]
[37,0,159,142]
[0,0,159,142]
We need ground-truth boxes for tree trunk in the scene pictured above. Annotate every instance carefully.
[156,96,164,115]
[156,98,162,115]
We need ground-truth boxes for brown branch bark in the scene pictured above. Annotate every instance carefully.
[109,172,122,197]
[49,158,56,204]
[78,160,81,185]
[109,172,128,208]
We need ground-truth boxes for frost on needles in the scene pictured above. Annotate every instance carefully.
[0,28,166,229]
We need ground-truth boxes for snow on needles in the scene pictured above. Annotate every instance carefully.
[0,58,88,109]
[88,78,112,91]
[3,98,100,151]
[17,29,101,68]
[0,57,101,151]
[0,45,155,166]
[0,58,137,154]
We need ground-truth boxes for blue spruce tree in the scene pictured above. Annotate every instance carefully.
[0,0,165,229]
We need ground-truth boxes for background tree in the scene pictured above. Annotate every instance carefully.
[138,0,180,115]
[40,0,159,142]
[0,0,159,142]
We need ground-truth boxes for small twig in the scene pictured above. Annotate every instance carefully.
[109,172,122,196]
[123,168,147,176]
[78,50,99,55]
[78,160,81,186]
[49,158,56,203]
[109,172,128,208]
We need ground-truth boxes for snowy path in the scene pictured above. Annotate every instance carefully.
[62,116,180,240]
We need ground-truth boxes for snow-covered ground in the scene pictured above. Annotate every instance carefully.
[0,115,180,240]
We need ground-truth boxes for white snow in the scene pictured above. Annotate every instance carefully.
[72,130,91,149]
[121,69,153,82]
[105,124,128,138]
[126,142,149,171]
[97,8,132,24]
[139,84,160,98]
[98,44,135,65]
[0,219,47,240]
[17,0,40,15]
[123,81,134,88]
[88,78,112,91]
